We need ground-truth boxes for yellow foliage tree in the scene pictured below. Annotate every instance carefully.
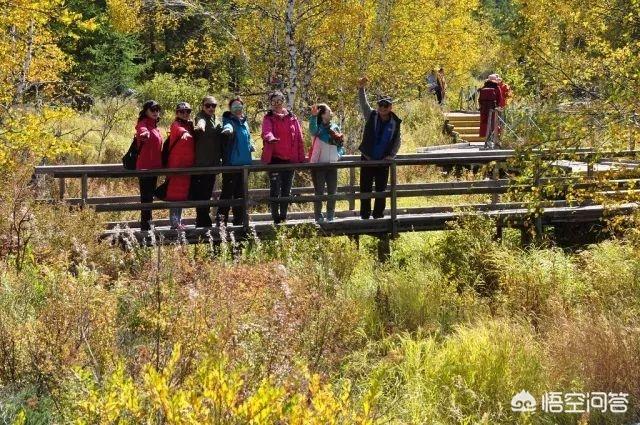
[230,0,495,110]
[0,0,72,106]
[0,107,84,172]
[106,0,142,34]
[499,0,640,149]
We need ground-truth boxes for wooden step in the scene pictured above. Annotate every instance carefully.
[447,117,480,122]
[460,135,486,142]
[449,121,480,127]
[444,112,480,118]
[453,127,480,132]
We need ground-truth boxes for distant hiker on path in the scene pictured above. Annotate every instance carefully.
[437,67,447,105]
[478,74,503,138]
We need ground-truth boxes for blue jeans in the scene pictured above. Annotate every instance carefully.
[170,208,183,228]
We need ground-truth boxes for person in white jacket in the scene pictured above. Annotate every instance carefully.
[309,103,345,222]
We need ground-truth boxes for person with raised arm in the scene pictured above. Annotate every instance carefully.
[357,76,402,219]
[308,103,344,222]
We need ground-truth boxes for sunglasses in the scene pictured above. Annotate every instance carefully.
[149,106,161,112]
[377,101,392,108]
[177,109,192,114]
[204,103,217,108]
[271,98,285,104]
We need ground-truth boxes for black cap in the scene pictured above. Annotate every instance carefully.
[143,100,161,110]
[176,102,192,111]
[377,95,393,107]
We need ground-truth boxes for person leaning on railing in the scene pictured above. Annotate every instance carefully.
[357,76,402,220]
[190,96,224,228]
[260,91,307,225]
[134,100,163,231]
[308,103,344,223]
[218,97,254,226]
[166,102,196,230]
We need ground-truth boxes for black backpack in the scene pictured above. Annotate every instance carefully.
[122,136,139,170]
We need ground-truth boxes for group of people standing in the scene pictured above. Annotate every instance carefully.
[478,73,511,138]
[134,96,253,230]
[132,77,402,230]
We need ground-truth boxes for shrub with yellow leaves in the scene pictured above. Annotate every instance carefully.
[0,107,84,173]
[66,343,383,424]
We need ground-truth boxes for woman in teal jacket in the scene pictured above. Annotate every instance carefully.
[218,97,254,225]
[309,103,345,222]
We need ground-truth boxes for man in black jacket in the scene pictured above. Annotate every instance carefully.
[191,96,228,227]
[357,76,402,219]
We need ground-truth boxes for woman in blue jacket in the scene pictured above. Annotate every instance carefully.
[218,97,254,225]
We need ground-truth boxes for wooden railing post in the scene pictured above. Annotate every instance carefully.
[348,166,356,211]
[81,173,88,208]
[390,160,398,238]
[491,163,502,240]
[58,177,66,201]
[242,167,250,230]
[534,162,543,240]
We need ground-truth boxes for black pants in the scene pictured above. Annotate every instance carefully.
[269,158,294,223]
[189,174,216,227]
[138,176,157,231]
[218,172,245,225]
[359,157,389,219]
[435,87,443,104]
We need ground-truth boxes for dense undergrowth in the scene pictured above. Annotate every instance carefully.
[2,167,640,424]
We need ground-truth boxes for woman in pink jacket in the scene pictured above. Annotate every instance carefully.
[261,91,306,224]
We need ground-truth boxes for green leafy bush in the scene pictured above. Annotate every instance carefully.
[136,74,211,122]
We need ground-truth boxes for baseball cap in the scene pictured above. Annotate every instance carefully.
[176,102,192,112]
[377,95,393,107]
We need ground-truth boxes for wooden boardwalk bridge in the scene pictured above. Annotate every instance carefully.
[33,148,640,255]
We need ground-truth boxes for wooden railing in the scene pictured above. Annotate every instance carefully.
[33,149,640,240]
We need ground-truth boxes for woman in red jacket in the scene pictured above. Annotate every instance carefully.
[478,74,503,138]
[261,91,306,224]
[166,102,196,230]
[135,100,163,231]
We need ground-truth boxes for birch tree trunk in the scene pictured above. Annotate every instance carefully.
[284,0,298,109]
[15,21,35,105]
